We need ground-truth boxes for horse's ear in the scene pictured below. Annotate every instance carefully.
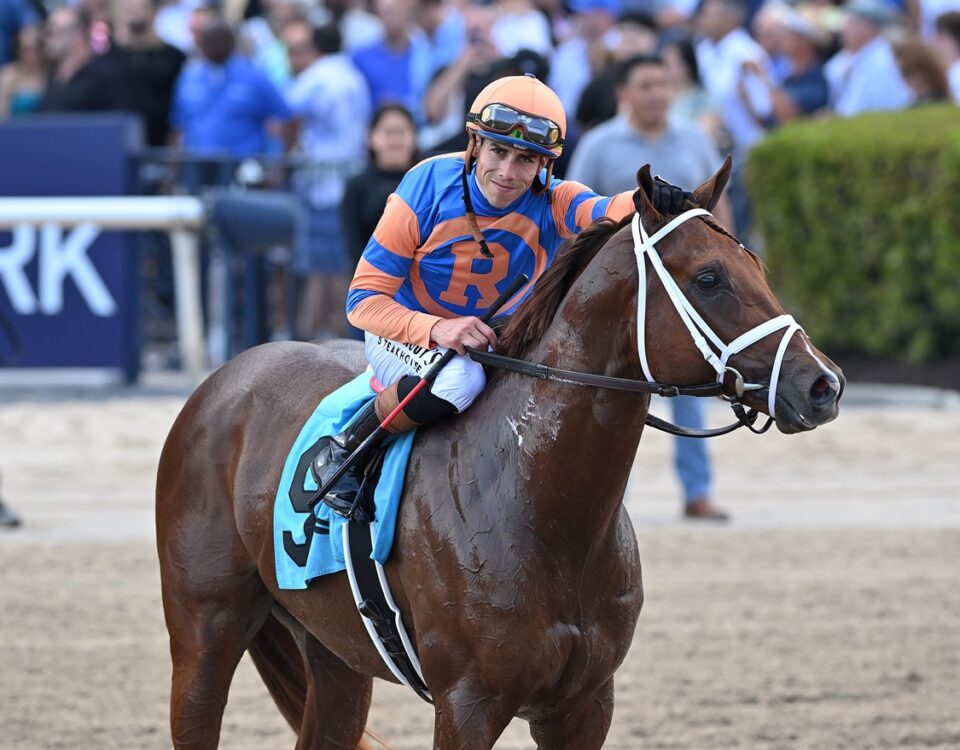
[692,154,733,212]
[634,164,661,221]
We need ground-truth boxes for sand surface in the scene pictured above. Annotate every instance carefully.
[1,384,958,749]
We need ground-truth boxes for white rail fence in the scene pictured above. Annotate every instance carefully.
[0,196,207,381]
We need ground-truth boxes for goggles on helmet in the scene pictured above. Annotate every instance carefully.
[467,103,564,149]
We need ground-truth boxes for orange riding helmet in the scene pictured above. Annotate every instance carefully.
[465,75,566,161]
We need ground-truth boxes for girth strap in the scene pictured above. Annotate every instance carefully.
[343,520,432,703]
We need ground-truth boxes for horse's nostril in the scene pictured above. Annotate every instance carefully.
[810,375,840,404]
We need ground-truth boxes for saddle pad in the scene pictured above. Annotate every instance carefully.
[273,370,416,590]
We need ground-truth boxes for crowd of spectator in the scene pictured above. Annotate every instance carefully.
[2,0,960,341]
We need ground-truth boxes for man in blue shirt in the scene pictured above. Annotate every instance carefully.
[825,0,912,116]
[352,0,432,118]
[170,14,290,157]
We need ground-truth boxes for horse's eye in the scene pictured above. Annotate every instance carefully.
[696,272,721,291]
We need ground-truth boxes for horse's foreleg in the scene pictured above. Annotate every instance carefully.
[431,684,517,750]
[527,678,615,750]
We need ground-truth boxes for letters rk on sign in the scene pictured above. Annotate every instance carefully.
[0,116,142,379]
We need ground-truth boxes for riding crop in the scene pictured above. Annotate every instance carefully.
[306,272,529,518]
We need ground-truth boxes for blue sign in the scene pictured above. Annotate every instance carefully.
[0,115,143,380]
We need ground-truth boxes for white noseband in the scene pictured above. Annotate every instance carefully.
[631,210,801,420]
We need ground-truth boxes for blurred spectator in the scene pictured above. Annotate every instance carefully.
[415,0,466,71]
[576,11,659,130]
[169,14,290,156]
[568,52,734,226]
[491,0,553,56]
[824,0,912,115]
[549,0,622,119]
[695,0,773,155]
[39,6,120,112]
[155,0,204,53]
[0,26,45,117]
[341,103,417,267]
[420,3,503,153]
[352,0,431,117]
[694,0,772,236]
[894,35,951,102]
[661,36,727,149]
[315,0,384,52]
[111,0,186,146]
[738,5,829,128]
[536,0,574,45]
[566,53,731,521]
[0,0,38,67]
[283,19,369,340]
[913,0,960,39]
[932,10,960,99]
[750,1,791,81]
[79,0,114,54]
[651,0,703,31]
[240,18,289,85]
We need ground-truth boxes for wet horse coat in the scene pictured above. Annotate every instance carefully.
[156,161,843,749]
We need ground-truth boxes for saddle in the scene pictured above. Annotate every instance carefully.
[293,405,432,704]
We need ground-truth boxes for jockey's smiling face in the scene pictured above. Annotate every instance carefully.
[473,137,548,208]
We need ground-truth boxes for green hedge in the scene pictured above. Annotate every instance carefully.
[744,105,960,363]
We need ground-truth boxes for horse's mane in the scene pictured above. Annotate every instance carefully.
[496,196,764,360]
[498,214,633,359]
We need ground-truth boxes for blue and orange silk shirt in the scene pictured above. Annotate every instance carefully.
[346,153,636,347]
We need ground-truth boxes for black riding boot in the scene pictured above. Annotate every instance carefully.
[310,398,382,518]
[311,376,457,519]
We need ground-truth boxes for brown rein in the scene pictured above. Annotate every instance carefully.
[465,347,774,438]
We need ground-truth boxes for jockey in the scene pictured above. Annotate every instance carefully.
[314,73,688,514]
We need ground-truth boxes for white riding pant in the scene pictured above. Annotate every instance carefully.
[364,333,486,414]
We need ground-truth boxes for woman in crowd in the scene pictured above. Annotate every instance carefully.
[340,103,418,270]
[660,35,728,149]
[0,26,46,118]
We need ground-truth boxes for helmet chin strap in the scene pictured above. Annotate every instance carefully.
[462,133,494,258]
[631,211,802,421]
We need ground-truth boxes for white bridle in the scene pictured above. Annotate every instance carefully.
[631,209,802,421]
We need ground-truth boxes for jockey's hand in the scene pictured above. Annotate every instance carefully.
[650,176,696,215]
[430,316,497,355]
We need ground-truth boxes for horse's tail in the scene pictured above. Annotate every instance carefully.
[247,612,306,731]
[247,611,390,750]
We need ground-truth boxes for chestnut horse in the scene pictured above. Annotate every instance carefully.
[156,161,843,749]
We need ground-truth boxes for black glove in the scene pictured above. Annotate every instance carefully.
[651,176,695,215]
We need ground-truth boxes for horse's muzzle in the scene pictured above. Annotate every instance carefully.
[774,366,844,434]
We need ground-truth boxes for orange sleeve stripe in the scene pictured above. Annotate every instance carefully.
[347,295,443,349]
[574,196,604,232]
[604,190,635,222]
[550,181,594,239]
[349,257,403,297]
[371,194,420,257]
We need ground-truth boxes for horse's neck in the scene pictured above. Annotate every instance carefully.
[478,270,649,545]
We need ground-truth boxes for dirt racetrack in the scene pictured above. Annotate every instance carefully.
[1,381,958,749]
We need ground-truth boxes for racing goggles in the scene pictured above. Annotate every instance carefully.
[468,104,563,149]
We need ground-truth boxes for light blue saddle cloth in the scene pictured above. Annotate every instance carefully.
[273,371,416,590]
